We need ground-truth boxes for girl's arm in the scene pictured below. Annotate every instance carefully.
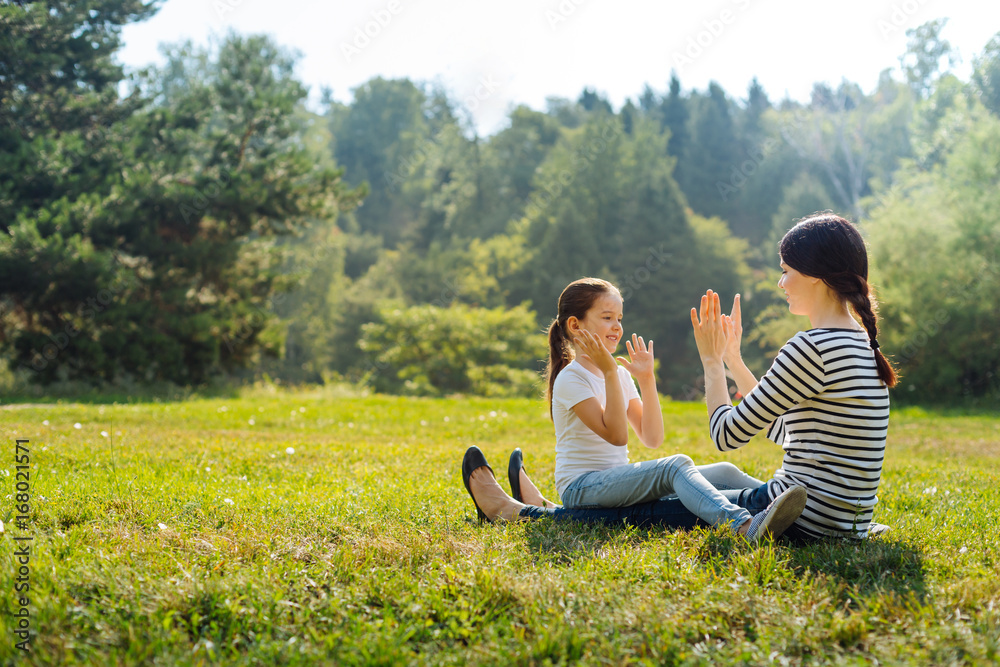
[620,334,664,449]
[571,329,629,447]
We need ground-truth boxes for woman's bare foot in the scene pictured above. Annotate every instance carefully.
[469,466,526,522]
[518,468,560,508]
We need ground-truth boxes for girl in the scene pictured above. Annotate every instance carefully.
[691,213,895,540]
[462,277,806,541]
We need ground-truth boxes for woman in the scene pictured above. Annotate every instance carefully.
[691,213,895,540]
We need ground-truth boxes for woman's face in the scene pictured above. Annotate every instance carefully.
[576,293,624,354]
[778,261,815,317]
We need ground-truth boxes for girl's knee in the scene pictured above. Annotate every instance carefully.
[663,454,693,469]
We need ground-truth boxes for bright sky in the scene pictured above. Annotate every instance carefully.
[117,0,1000,135]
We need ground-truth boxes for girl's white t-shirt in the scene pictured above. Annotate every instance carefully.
[552,359,640,498]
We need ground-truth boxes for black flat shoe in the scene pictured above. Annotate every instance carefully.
[462,446,495,524]
[508,448,524,503]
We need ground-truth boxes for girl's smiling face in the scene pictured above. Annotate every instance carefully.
[575,293,624,354]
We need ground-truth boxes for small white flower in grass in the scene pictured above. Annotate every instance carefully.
[158,522,168,530]
[74,423,82,429]
[286,447,295,455]
[42,420,49,426]
[101,431,108,438]
[923,486,937,495]
[959,546,968,554]
[248,418,255,425]
[444,416,450,422]
[0,519,4,533]
[420,420,428,426]
[348,422,355,429]
[205,467,211,473]
[270,454,276,459]
[224,498,234,505]
[299,407,305,413]
[489,410,497,418]
[478,415,485,421]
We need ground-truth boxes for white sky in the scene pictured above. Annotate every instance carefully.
[117,0,1000,135]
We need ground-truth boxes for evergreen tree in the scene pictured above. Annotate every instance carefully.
[0,28,362,384]
[660,73,688,159]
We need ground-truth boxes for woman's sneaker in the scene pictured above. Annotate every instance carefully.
[744,486,807,542]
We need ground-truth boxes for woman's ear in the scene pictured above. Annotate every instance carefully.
[566,316,580,334]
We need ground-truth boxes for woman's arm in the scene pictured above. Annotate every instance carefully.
[722,295,758,397]
[693,291,825,452]
[620,334,664,449]
[691,290,732,416]
[571,329,629,446]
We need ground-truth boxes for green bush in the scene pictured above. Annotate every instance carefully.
[359,302,545,396]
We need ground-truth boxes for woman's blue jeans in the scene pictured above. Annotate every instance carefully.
[523,472,814,541]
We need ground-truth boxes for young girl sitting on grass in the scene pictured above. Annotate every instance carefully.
[462,277,806,541]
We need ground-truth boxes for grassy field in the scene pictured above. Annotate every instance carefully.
[1,387,998,665]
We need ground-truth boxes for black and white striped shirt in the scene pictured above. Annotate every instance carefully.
[710,329,889,539]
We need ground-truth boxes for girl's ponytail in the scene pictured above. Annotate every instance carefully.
[545,318,572,419]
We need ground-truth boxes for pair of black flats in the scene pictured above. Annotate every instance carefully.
[461,446,526,523]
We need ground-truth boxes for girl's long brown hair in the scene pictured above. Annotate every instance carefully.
[545,278,621,418]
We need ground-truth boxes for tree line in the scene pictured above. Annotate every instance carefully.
[2,2,998,402]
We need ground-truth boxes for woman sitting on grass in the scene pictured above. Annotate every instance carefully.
[462,276,806,542]
[690,213,895,540]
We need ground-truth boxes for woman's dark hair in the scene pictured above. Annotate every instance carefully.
[779,213,898,388]
[546,278,621,418]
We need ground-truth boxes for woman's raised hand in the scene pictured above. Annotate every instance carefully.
[618,333,654,381]
[722,294,743,367]
[690,289,729,364]
[574,329,619,375]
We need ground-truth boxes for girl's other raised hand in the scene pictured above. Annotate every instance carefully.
[690,289,728,364]
[573,329,619,375]
[617,333,654,382]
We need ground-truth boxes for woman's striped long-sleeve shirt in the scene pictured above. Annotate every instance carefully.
[710,328,890,539]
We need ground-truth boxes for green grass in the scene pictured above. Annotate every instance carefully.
[1,389,998,665]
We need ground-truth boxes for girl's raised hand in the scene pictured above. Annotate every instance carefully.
[618,334,654,381]
[690,289,728,364]
[573,329,619,375]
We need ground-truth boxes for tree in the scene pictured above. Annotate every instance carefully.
[866,97,1000,400]
[0,30,362,384]
[972,32,1000,117]
[678,82,742,222]
[329,77,430,244]
[660,73,689,159]
[900,18,958,100]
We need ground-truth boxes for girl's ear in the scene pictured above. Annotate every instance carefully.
[566,316,580,334]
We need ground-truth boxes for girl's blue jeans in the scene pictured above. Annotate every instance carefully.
[554,458,760,531]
